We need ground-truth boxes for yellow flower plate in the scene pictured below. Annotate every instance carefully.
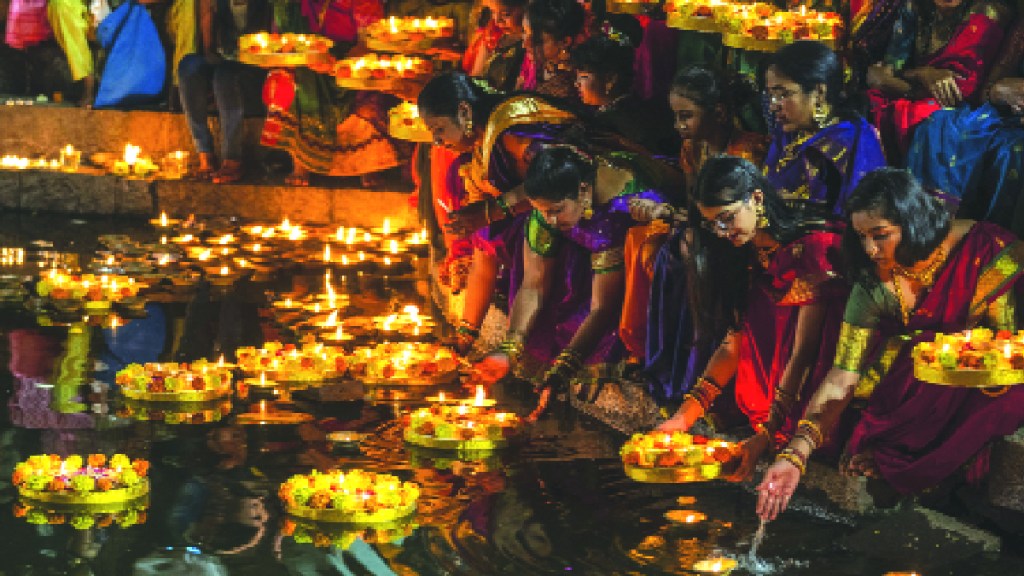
[122,387,232,402]
[722,33,839,53]
[914,363,1024,388]
[607,0,659,14]
[623,463,724,484]
[364,37,438,53]
[666,13,725,33]
[353,369,459,387]
[18,479,150,506]
[285,500,417,524]
[403,427,517,451]
[238,51,332,69]
[17,494,149,515]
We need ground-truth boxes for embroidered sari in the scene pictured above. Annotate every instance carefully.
[765,116,886,216]
[908,20,1024,236]
[519,171,663,366]
[837,222,1024,493]
[867,0,1009,158]
[736,229,849,444]
[262,0,405,177]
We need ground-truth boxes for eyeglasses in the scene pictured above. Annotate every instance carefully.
[700,199,748,234]
[765,88,799,105]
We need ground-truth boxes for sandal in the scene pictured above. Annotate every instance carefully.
[212,160,244,184]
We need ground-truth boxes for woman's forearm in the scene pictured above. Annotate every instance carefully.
[507,284,544,339]
[563,303,622,359]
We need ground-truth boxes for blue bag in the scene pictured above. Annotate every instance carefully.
[94,0,166,108]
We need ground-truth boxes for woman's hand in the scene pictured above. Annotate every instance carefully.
[629,199,673,223]
[989,78,1024,114]
[726,432,771,482]
[866,63,897,91]
[911,67,964,108]
[656,399,704,432]
[444,200,492,237]
[471,352,511,385]
[755,460,801,521]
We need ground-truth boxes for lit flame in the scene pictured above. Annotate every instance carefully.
[160,211,168,227]
[438,392,446,402]
[382,218,391,235]
[324,244,331,262]
[474,384,485,406]
[336,226,345,241]
[124,143,141,166]
[389,239,399,254]
[325,310,338,327]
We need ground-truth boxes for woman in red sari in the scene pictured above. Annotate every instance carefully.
[758,169,1024,521]
[656,157,849,481]
[866,0,1011,159]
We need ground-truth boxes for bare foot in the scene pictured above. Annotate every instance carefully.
[79,75,96,108]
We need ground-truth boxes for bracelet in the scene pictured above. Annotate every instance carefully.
[456,324,480,339]
[495,334,525,363]
[484,197,492,224]
[796,419,825,449]
[687,376,723,412]
[753,421,771,438]
[773,385,797,410]
[775,449,807,476]
[547,348,583,379]
[495,194,514,219]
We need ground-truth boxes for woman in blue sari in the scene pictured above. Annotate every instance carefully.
[764,41,887,217]
[908,18,1024,236]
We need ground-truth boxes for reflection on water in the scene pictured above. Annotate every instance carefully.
[0,214,1023,576]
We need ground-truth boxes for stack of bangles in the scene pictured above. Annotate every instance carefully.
[541,348,583,389]
[683,376,723,413]
[495,335,525,366]
[775,419,825,476]
[759,385,797,439]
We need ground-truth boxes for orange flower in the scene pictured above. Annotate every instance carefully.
[281,518,296,536]
[13,503,29,518]
[12,469,27,486]
[48,478,68,492]
[96,478,114,491]
[87,454,107,468]
[308,490,332,509]
[132,459,150,477]
[137,511,148,524]
[313,533,332,548]
[97,515,114,528]
[49,514,66,525]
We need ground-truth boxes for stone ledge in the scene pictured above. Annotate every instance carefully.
[988,427,1024,513]
[0,170,415,227]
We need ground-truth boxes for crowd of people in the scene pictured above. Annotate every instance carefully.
[6,0,1024,519]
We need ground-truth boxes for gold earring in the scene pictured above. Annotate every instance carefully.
[755,202,768,229]
[463,118,474,136]
[813,101,831,126]
[582,193,593,220]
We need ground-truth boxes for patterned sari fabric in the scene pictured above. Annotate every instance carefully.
[867,0,1010,159]
[735,228,849,446]
[262,0,402,177]
[839,222,1024,494]
[765,116,886,217]
[519,173,664,366]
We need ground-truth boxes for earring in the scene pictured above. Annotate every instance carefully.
[582,194,593,220]
[755,202,768,229]
[813,101,831,126]
[463,118,474,137]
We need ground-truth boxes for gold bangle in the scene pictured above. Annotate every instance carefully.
[775,450,806,475]
[797,419,825,447]
[753,421,770,437]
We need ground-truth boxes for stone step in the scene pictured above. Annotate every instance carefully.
[0,170,416,227]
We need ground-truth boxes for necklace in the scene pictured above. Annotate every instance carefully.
[890,244,947,325]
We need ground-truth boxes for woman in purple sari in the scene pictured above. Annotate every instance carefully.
[472,145,663,419]
[758,169,1024,520]
[764,41,886,217]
